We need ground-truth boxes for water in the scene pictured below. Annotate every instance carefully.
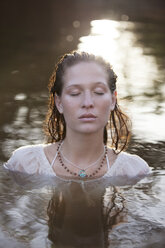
[0,168,164,247]
[0,2,165,247]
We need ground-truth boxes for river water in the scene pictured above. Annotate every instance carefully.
[0,4,165,248]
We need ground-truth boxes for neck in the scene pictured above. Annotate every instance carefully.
[61,129,105,168]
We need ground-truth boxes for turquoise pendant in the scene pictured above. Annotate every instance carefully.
[79,170,87,178]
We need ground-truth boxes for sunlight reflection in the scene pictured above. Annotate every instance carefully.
[78,20,158,95]
[78,19,165,142]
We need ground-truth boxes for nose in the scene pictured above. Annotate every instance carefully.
[81,91,94,108]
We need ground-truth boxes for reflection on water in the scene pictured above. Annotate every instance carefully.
[78,19,165,142]
[0,169,165,247]
[2,93,46,158]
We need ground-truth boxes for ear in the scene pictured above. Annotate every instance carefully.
[110,91,117,111]
[54,94,63,114]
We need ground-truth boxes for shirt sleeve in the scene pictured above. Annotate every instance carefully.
[108,152,152,186]
[118,153,151,178]
[124,153,151,178]
[3,146,40,174]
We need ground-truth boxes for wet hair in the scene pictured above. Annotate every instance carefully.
[44,51,131,153]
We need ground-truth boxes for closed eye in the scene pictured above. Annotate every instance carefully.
[94,92,104,95]
[70,92,80,96]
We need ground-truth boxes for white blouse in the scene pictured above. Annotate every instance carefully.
[3,144,151,185]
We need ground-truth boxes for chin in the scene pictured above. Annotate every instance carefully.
[76,126,104,134]
[67,122,106,135]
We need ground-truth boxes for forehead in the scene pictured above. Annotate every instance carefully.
[63,61,108,86]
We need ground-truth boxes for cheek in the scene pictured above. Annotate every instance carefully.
[61,98,77,117]
[103,104,112,123]
[100,98,112,113]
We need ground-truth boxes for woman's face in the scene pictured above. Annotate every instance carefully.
[55,61,116,135]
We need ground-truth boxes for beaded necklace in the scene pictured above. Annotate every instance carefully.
[61,143,105,171]
[57,141,108,178]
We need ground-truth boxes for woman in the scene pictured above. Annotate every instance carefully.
[3,51,151,247]
[4,51,150,181]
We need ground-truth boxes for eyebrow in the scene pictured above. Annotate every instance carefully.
[65,82,108,89]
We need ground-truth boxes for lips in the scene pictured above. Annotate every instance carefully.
[78,113,97,122]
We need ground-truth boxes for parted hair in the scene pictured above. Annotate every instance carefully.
[44,51,131,153]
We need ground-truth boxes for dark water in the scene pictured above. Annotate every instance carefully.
[0,1,165,247]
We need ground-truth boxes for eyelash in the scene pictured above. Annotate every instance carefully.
[94,92,104,95]
[70,92,104,96]
[70,93,80,96]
